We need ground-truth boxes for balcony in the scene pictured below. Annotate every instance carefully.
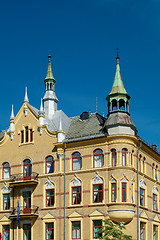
[10,205,39,219]
[9,172,39,187]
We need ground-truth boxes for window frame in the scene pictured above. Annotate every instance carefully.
[3,162,10,179]
[3,193,10,210]
[93,149,103,168]
[23,224,31,240]
[122,148,127,166]
[140,222,145,240]
[46,189,55,207]
[153,193,158,211]
[72,221,81,239]
[45,156,54,174]
[72,152,82,171]
[23,159,32,180]
[122,182,127,202]
[153,225,158,240]
[140,188,145,207]
[72,186,81,205]
[111,183,116,202]
[111,149,116,167]
[93,220,102,239]
[45,222,54,240]
[2,225,10,240]
[93,184,103,203]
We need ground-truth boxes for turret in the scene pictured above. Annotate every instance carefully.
[104,52,136,136]
[42,56,58,119]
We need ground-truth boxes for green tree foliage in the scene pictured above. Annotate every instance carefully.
[96,219,132,240]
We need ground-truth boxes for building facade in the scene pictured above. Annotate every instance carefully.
[0,55,159,240]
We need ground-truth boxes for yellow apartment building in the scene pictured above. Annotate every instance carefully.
[0,54,159,240]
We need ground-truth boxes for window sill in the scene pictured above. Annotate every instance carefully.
[67,204,83,208]
[88,203,105,207]
[19,142,34,147]
[42,206,56,210]
[0,209,11,213]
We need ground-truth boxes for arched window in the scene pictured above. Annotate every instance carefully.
[3,162,10,179]
[72,152,82,171]
[45,156,54,174]
[122,148,127,166]
[112,100,117,111]
[111,149,116,167]
[23,159,32,180]
[119,99,125,110]
[93,149,103,168]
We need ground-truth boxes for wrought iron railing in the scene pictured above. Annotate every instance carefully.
[10,172,39,182]
[10,205,39,215]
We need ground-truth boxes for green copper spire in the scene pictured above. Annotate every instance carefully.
[109,54,127,95]
[44,55,56,84]
[106,53,130,115]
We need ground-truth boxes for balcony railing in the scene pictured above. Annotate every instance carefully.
[10,205,39,217]
[10,172,39,183]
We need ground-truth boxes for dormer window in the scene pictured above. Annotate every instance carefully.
[21,127,33,144]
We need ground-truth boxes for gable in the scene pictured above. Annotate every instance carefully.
[89,208,105,217]
[42,212,56,220]
[68,210,83,218]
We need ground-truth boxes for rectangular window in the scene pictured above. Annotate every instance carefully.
[93,184,103,203]
[46,189,54,207]
[21,130,24,143]
[122,183,127,202]
[140,188,145,206]
[140,222,145,240]
[93,220,102,238]
[25,127,29,143]
[111,183,116,202]
[153,225,158,240]
[3,194,10,210]
[46,223,54,240]
[30,129,33,142]
[2,225,10,240]
[153,194,157,211]
[72,187,81,205]
[72,221,81,239]
[23,224,31,240]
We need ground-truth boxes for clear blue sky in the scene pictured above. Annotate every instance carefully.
[0,0,160,148]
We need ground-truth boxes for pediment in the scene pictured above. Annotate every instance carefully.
[68,210,83,218]
[93,175,103,184]
[140,210,148,219]
[0,215,11,223]
[42,212,56,220]
[45,180,55,189]
[89,208,105,217]
[2,185,10,194]
[153,214,160,222]
[71,176,81,186]
[140,179,146,188]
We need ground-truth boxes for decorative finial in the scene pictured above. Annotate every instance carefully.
[10,104,14,120]
[48,55,51,61]
[39,98,44,114]
[24,87,29,103]
[116,48,120,63]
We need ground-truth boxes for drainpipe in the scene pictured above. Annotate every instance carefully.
[137,141,142,240]
[64,143,66,240]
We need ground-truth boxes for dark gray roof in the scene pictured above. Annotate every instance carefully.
[65,113,106,141]
[104,111,136,127]
[0,131,5,141]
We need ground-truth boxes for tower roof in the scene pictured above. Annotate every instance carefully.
[44,55,56,84]
[109,56,128,96]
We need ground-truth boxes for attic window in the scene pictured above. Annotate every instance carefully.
[21,127,33,144]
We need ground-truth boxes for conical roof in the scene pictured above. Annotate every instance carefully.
[109,56,127,95]
[44,55,56,83]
